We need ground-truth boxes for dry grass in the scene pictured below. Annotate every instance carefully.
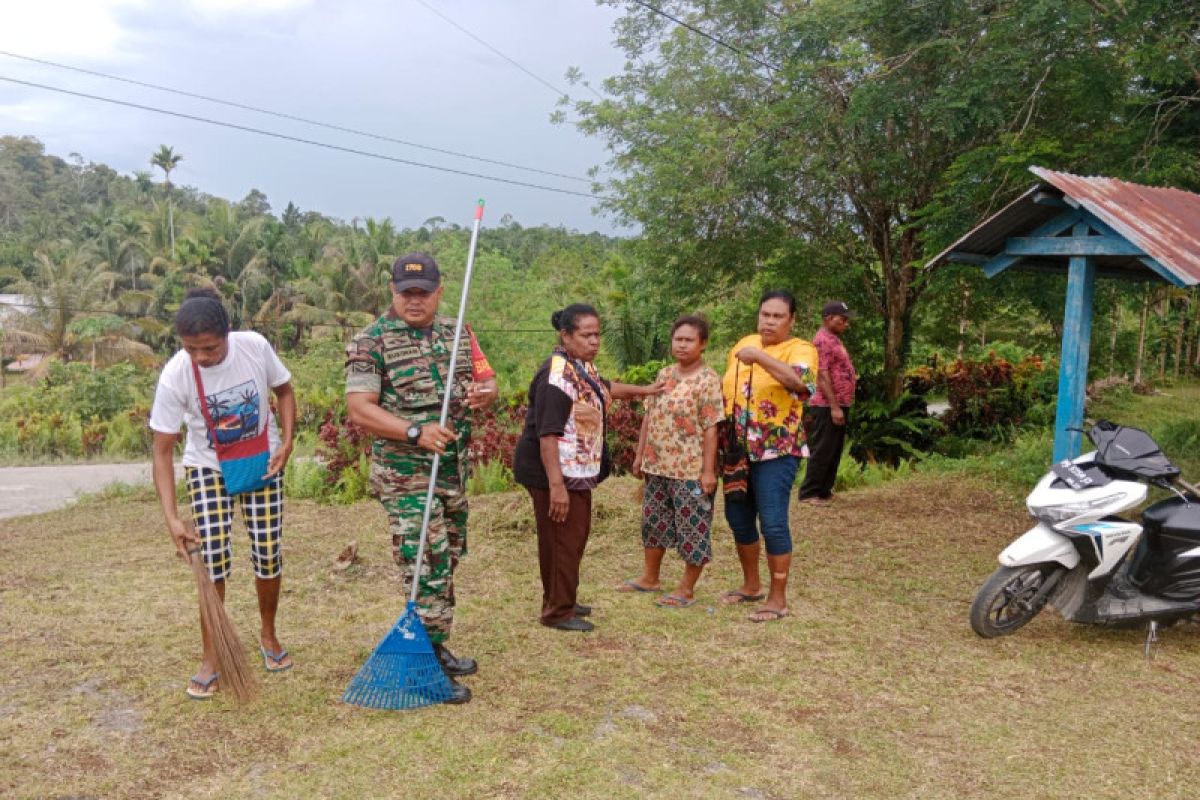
[4,474,1200,799]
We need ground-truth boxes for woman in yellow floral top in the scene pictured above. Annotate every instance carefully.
[621,315,724,607]
[720,290,817,623]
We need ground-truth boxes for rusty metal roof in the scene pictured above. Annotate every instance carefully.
[928,167,1200,286]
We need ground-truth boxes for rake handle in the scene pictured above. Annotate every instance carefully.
[410,201,484,605]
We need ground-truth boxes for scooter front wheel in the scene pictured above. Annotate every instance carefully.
[969,563,1060,638]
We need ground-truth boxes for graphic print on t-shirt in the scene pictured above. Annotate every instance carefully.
[202,380,261,447]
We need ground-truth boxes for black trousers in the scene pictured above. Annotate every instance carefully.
[798,405,849,500]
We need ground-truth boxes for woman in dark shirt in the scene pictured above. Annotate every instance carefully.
[514,304,660,631]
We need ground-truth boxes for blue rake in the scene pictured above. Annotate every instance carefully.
[343,201,486,711]
[341,601,454,709]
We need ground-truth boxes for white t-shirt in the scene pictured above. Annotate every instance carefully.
[149,331,292,471]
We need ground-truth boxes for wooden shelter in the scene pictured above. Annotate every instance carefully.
[928,167,1200,462]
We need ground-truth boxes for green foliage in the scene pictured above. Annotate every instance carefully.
[48,361,150,421]
[941,354,1056,439]
[0,362,155,460]
[802,452,917,494]
[284,337,348,430]
[925,428,1056,495]
[575,0,1200,398]
[618,359,669,385]
[467,459,516,495]
[332,453,371,504]
[846,376,943,467]
[282,459,334,502]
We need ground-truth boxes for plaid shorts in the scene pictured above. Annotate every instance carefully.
[184,466,284,581]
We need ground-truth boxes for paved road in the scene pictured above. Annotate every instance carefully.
[0,462,167,520]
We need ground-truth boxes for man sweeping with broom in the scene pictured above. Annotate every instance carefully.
[150,288,296,701]
[345,251,498,705]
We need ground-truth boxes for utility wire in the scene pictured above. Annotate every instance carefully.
[0,75,600,200]
[411,0,603,100]
[2,301,554,332]
[627,0,779,73]
[0,49,590,184]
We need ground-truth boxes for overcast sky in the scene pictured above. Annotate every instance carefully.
[0,0,630,233]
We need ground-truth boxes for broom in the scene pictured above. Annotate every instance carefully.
[343,200,486,710]
[187,544,258,703]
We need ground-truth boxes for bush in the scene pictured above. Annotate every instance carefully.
[846,373,942,467]
[468,459,516,495]
[606,399,645,475]
[941,353,1054,438]
[313,409,372,502]
[618,360,669,385]
[0,362,157,461]
[284,458,333,501]
[466,401,526,470]
[285,338,348,432]
[925,427,1054,494]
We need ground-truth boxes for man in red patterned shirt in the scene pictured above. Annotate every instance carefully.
[798,301,857,505]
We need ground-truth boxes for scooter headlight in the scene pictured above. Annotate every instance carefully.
[1028,492,1128,525]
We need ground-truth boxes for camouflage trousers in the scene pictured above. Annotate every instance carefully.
[372,462,468,645]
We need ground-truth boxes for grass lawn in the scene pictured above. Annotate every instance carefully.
[5,466,1200,799]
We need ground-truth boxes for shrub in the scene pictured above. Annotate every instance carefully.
[314,409,372,500]
[606,399,644,475]
[0,362,156,461]
[941,353,1054,438]
[618,360,669,386]
[283,458,333,501]
[846,372,942,467]
[466,401,526,470]
[468,459,516,495]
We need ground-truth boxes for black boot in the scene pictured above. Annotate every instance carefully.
[441,671,472,705]
[433,643,478,676]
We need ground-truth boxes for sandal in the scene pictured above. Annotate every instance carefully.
[186,672,220,700]
[655,594,696,608]
[747,608,789,623]
[260,645,293,672]
[615,579,660,593]
[719,589,766,605]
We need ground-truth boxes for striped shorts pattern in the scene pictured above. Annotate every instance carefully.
[185,466,284,581]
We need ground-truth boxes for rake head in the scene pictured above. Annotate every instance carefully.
[342,601,455,710]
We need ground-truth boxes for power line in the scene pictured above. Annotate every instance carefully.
[627,0,779,73]
[0,75,600,200]
[0,49,590,184]
[1,301,557,333]
[411,0,603,101]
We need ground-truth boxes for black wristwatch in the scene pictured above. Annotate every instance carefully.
[405,424,422,445]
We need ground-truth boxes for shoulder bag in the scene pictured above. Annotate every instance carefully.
[191,360,273,496]
[719,361,752,504]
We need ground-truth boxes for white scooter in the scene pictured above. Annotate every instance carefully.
[969,420,1200,654]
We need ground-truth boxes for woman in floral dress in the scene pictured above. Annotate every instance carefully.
[622,315,724,607]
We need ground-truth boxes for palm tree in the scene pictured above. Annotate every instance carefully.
[150,145,183,260]
[133,170,156,204]
[3,239,127,362]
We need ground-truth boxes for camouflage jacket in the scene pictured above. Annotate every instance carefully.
[345,310,492,486]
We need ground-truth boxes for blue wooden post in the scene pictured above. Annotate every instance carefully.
[1052,226,1097,462]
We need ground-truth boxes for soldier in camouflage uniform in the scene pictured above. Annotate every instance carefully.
[346,252,497,705]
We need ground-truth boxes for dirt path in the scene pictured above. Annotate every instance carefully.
[0,462,167,520]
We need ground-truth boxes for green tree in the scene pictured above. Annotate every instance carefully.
[3,241,121,360]
[576,0,1191,398]
[150,145,182,260]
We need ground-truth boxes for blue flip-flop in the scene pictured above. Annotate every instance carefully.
[186,672,219,700]
[260,646,293,672]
